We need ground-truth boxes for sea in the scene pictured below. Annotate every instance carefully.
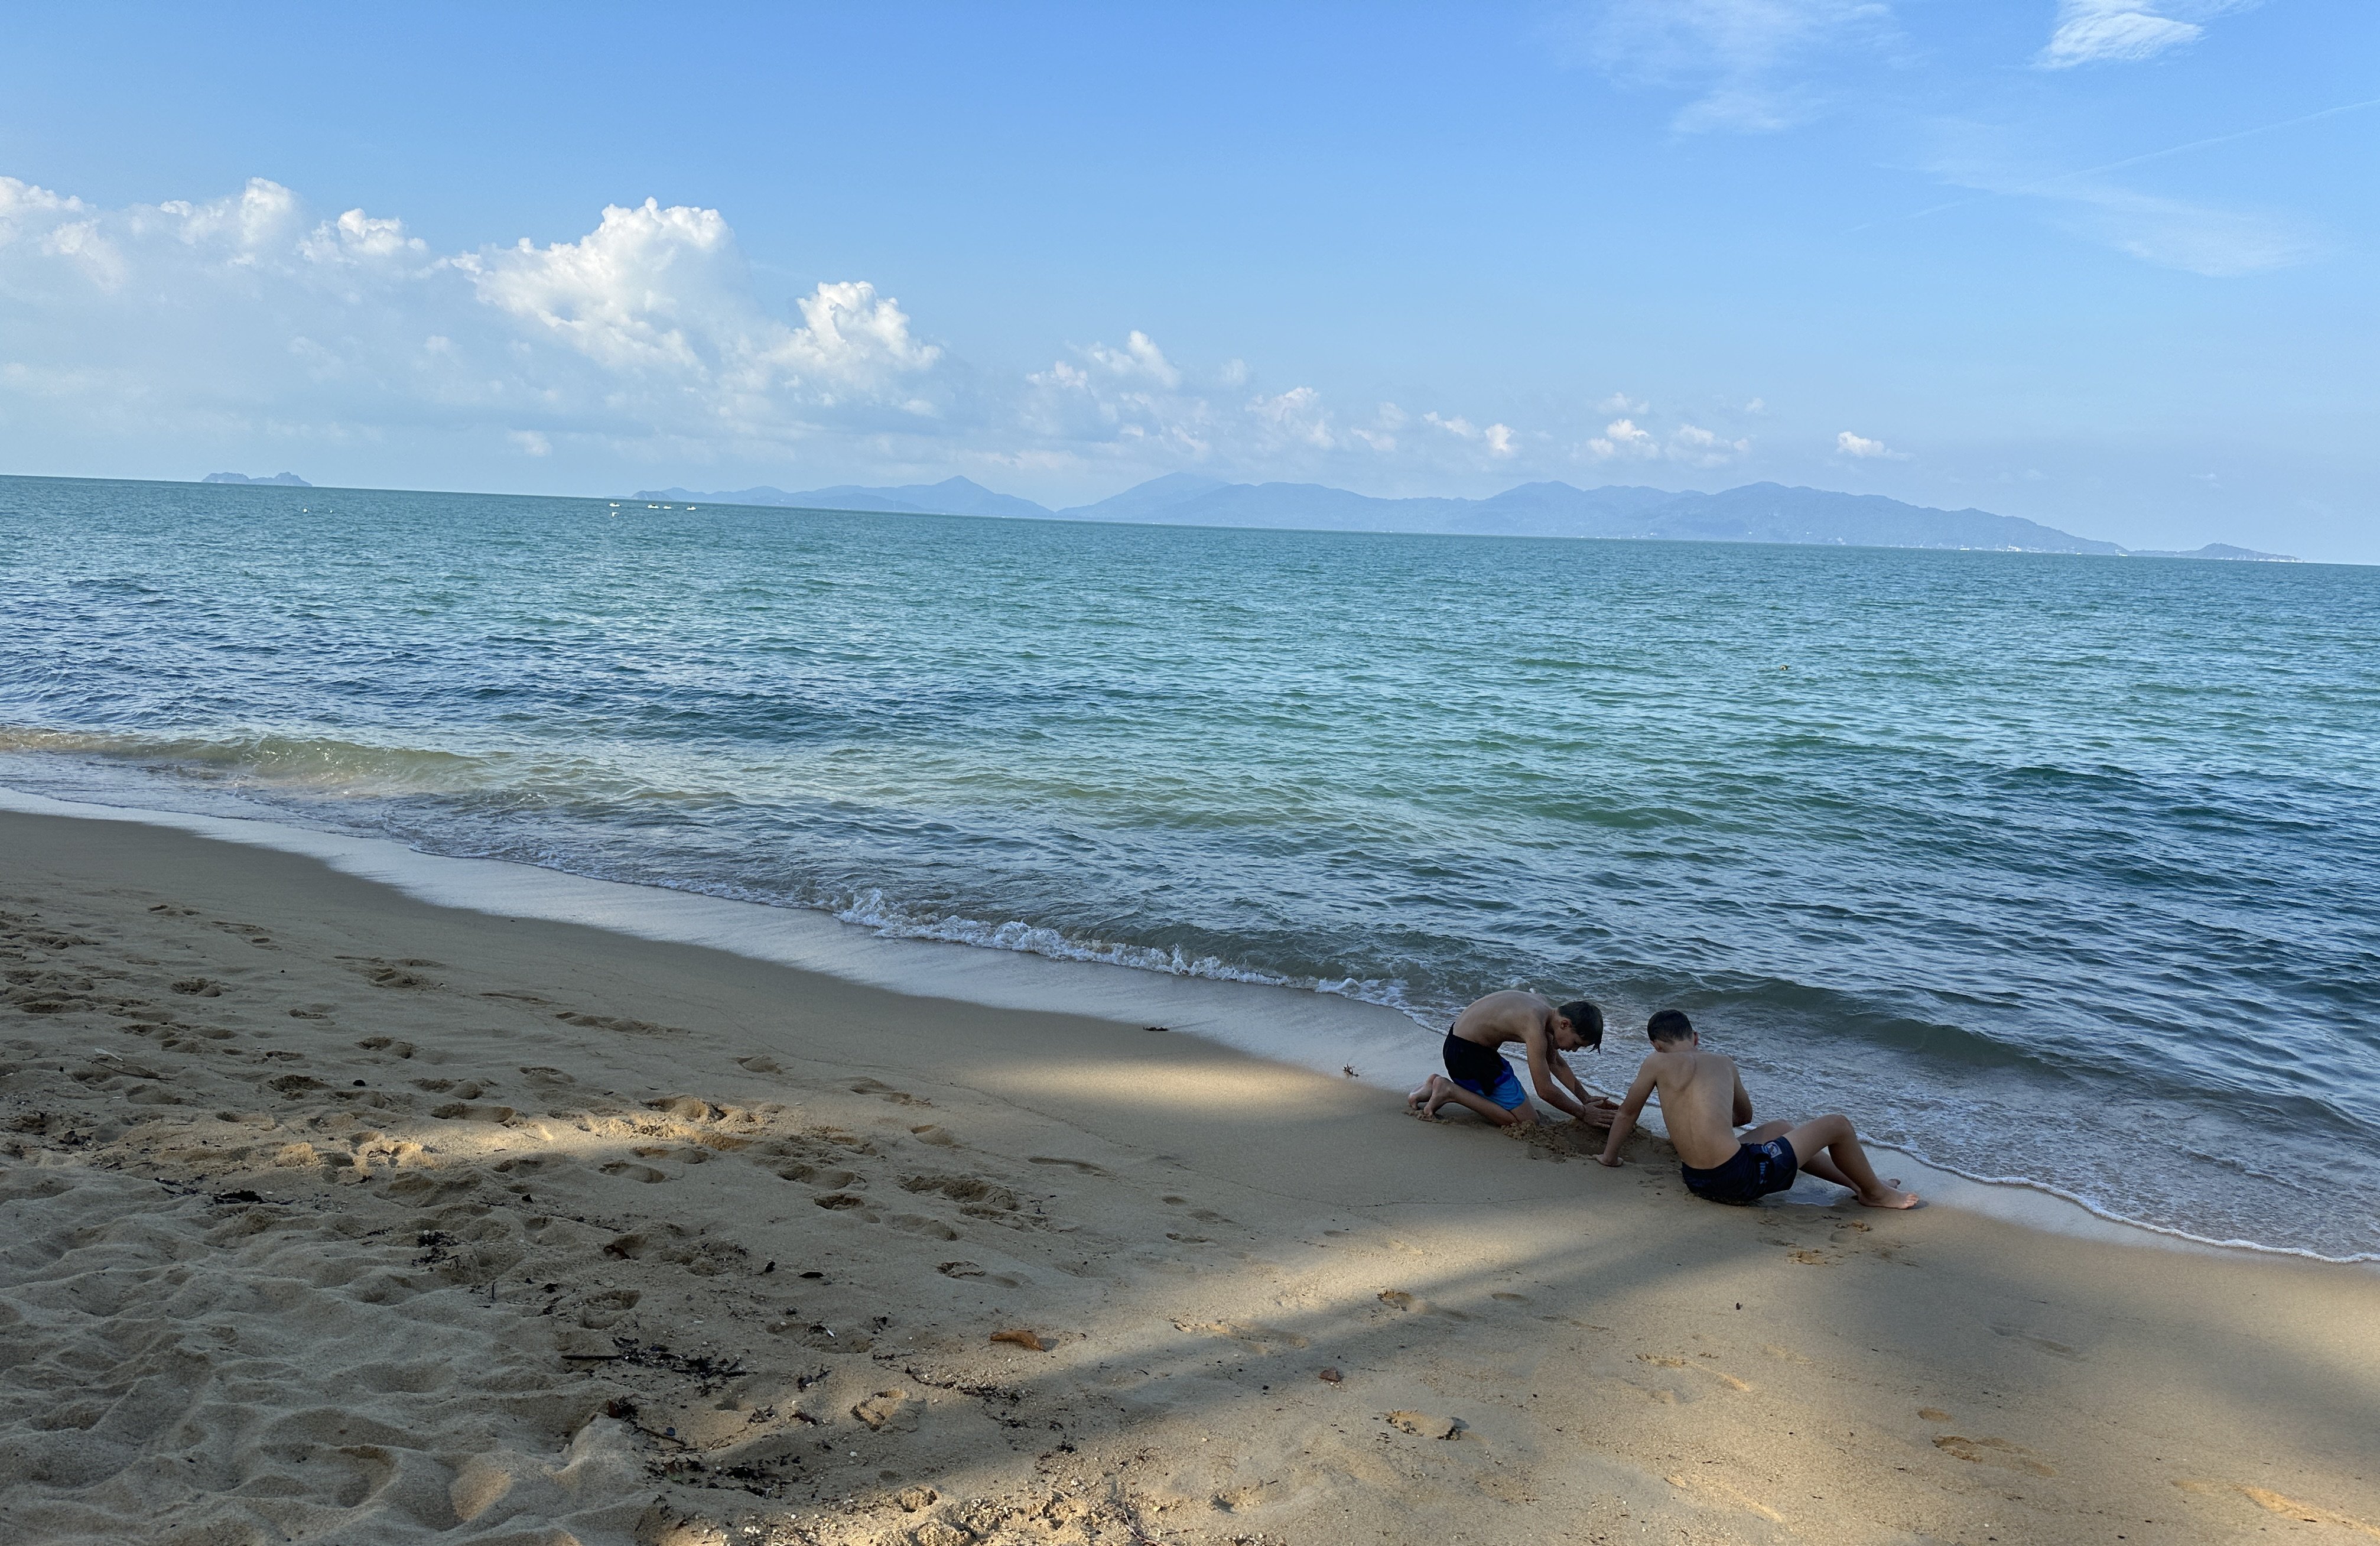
[3,475,2375,1261]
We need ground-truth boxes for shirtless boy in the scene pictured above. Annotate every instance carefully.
[1407,990,1618,1128]
[1597,1009,1918,1209]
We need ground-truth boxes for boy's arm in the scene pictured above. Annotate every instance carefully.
[1524,1034,1601,1123]
[1732,1067,1753,1128]
[1546,1050,1617,1129]
[1598,1060,1662,1165]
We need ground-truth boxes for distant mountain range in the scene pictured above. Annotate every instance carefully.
[202,471,311,486]
[635,475,2296,560]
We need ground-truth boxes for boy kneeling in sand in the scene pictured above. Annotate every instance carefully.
[1407,990,1617,1129]
[1598,1009,1919,1209]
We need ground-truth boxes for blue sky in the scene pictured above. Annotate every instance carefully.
[2,2,2374,558]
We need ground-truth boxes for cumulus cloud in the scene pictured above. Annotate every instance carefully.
[0,178,948,466]
[1586,416,1747,464]
[1588,417,1659,458]
[0,171,1605,491]
[1024,332,1214,459]
[1422,411,1520,457]
[1247,386,1337,451]
[1595,390,1649,414]
[1563,0,1899,132]
[1080,329,1181,388]
[1836,429,1908,459]
[1668,423,1752,465]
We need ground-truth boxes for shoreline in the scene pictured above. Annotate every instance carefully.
[0,778,2350,1267]
[4,804,2377,1544]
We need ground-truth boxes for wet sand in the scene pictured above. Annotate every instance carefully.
[2,808,2375,1545]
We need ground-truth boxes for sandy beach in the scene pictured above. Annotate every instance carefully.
[2,807,2375,1546]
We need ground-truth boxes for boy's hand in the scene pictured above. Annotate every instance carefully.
[1597,1151,1624,1167]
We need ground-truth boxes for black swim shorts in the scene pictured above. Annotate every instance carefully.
[1679,1136,1799,1204]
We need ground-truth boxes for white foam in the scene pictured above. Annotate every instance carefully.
[5,781,2363,1271]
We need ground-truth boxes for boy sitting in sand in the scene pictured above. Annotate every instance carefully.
[1597,1009,1919,1209]
[1407,990,1618,1128]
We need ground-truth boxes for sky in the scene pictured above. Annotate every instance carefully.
[1,2,2374,559]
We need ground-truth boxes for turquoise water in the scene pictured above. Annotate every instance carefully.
[4,474,2376,1258]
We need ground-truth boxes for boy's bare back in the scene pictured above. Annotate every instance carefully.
[1633,1047,1750,1170]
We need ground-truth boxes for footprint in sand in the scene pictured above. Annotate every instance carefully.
[1028,1157,1109,1176]
[346,959,440,989]
[1377,1290,1468,1320]
[600,1162,669,1184]
[1383,1411,1467,1440]
[736,1055,782,1073]
[1172,1319,1310,1351]
[554,1009,679,1035]
[647,1095,721,1120]
[2230,1485,2380,1534]
[779,1164,860,1188]
[1933,1434,2058,1476]
[849,1077,928,1106]
[431,1103,516,1123]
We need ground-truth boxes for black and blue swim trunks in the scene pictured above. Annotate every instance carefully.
[1442,1031,1527,1111]
[1679,1136,1799,1204]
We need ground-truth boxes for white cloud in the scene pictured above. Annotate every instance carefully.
[1081,329,1181,388]
[1585,416,1747,464]
[1588,417,1660,458]
[2038,1,2201,67]
[1248,386,1337,450]
[1350,402,1406,453]
[1595,390,1649,413]
[1922,121,2316,277]
[1424,411,1519,458]
[0,179,952,466]
[1669,423,1751,465]
[1564,0,1898,132]
[2059,184,2314,276]
[0,172,1592,491]
[1836,429,1908,459]
[1024,330,1213,459]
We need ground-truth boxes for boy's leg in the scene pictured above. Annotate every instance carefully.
[1741,1118,1858,1190]
[1419,1077,1534,1127]
[1781,1113,1919,1209]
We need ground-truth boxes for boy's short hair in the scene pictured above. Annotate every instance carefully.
[1556,999,1604,1048]
[1647,1008,1695,1044]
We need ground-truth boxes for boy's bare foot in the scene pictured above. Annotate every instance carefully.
[1857,1181,1921,1209]
[1407,1074,1451,1120]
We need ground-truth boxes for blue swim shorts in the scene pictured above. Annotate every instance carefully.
[1451,1063,1528,1111]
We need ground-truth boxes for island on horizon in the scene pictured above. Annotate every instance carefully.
[632,473,2300,562]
